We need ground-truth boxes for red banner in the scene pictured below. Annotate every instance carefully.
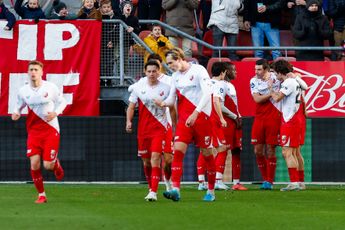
[0,20,101,116]
[232,61,345,117]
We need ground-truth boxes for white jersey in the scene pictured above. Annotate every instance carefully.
[223,80,240,116]
[13,80,67,134]
[128,79,171,137]
[210,79,226,102]
[280,78,301,122]
[165,64,212,120]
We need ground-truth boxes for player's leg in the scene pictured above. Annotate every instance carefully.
[231,147,248,191]
[296,146,306,190]
[196,151,207,190]
[280,147,300,191]
[145,151,161,201]
[201,147,216,202]
[42,132,64,181]
[163,152,173,191]
[30,154,47,203]
[138,138,152,193]
[214,145,229,190]
[265,144,277,189]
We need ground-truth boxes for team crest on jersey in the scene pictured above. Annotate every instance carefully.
[159,91,164,96]
[281,135,287,144]
[43,92,48,98]
[205,136,211,145]
[50,150,57,160]
[189,75,194,81]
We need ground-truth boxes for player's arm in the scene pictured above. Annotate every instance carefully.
[168,105,177,130]
[287,72,308,90]
[221,104,237,120]
[12,92,26,121]
[126,102,136,133]
[252,92,271,103]
[271,91,285,102]
[155,78,177,107]
[213,96,227,127]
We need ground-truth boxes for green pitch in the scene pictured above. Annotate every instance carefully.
[0,184,344,230]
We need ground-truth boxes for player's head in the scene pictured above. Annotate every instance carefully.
[224,62,236,81]
[165,48,185,72]
[144,59,160,83]
[255,59,269,78]
[211,62,227,80]
[28,0,39,9]
[28,60,43,81]
[147,53,162,73]
[272,60,293,80]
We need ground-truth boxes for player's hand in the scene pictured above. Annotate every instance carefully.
[11,113,21,121]
[220,118,227,127]
[45,112,57,122]
[126,121,132,133]
[185,110,199,127]
[235,117,242,129]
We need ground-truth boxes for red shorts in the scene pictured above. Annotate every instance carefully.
[137,135,165,158]
[223,119,242,150]
[163,126,173,154]
[211,120,226,148]
[298,114,306,146]
[27,131,60,162]
[175,113,213,148]
[251,117,281,145]
[280,120,300,148]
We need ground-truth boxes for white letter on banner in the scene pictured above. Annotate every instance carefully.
[17,24,38,60]
[44,24,80,60]
[0,21,14,39]
[46,73,80,104]
[8,74,29,114]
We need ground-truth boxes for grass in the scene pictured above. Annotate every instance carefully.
[0,184,344,230]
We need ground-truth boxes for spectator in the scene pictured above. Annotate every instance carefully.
[292,0,332,60]
[46,0,77,20]
[114,0,140,75]
[138,0,162,21]
[77,0,102,20]
[143,24,174,65]
[162,0,199,58]
[286,0,307,26]
[0,0,16,30]
[111,0,136,17]
[198,0,212,35]
[244,0,284,60]
[100,0,116,19]
[207,0,244,61]
[326,0,345,60]
[15,0,46,20]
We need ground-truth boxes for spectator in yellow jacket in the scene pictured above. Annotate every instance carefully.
[144,24,174,64]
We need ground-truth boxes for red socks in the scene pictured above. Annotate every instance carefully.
[298,170,305,182]
[288,168,299,182]
[197,152,206,181]
[204,154,216,190]
[266,156,277,184]
[215,150,227,175]
[256,156,267,181]
[232,153,241,181]
[31,169,44,194]
[151,167,161,193]
[143,165,152,190]
[171,150,184,188]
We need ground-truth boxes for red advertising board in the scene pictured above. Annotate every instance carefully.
[232,61,345,117]
[0,20,101,116]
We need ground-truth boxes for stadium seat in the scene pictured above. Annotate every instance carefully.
[201,30,228,57]
[206,57,231,76]
[192,41,199,57]
[237,30,254,57]
[139,30,151,40]
[241,57,261,62]
[279,30,295,57]
[275,56,297,61]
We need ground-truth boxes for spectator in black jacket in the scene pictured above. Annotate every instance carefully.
[326,0,345,60]
[15,0,46,20]
[0,0,16,30]
[46,0,77,20]
[292,0,332,60]
[286,0,307,26]
[244,0,284,60]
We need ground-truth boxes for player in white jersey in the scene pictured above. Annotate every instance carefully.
[11,61,67,204]
[155,48,216,202]
[126,60,173,201]
[270,60,303,191]
[128,54,175,193]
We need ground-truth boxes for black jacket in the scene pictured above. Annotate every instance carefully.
[244,0,284,28]
[326,0,345,32]
[115,14,140,45]
[0,3,16,29]
[292,9,332,60]
[15,0,46,19]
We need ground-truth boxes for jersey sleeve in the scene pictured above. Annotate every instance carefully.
[12,90,26,115]
[128,85,139,104]
[280,79,294,96]
[51,84,67,115]
[250,78,259,95]
[163,75,177,106]
[195,66,212,112]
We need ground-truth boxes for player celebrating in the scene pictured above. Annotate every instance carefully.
[250,59,281,190]
[11,61,66,204]
[271,60,303,191]
[126,60,172,201]
[156,48,216,202]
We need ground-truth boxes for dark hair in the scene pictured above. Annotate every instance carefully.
[100,0,111,6]
[144,59,160,70]
[255,58,269,70]
[211,62,227,76]
[28,60,43,68]
[147,53,162,63]
[273,60,293,75]
[224,62,235,81]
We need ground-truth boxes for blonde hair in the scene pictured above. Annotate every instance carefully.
[165,47,185,60]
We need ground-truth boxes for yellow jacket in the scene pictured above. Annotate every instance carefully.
[143,34,174,64]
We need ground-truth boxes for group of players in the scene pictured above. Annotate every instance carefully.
[12,48,307,204]
[126,48,308,202]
